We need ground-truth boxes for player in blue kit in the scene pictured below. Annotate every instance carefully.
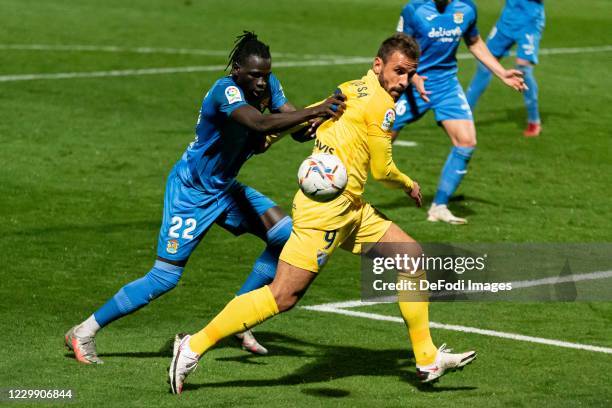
[466,0,545,137]
[394,0,526,224]
[64,32,345,364]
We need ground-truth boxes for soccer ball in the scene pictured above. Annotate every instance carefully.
[297,153,348,201]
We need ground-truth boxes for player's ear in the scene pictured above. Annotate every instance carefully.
[372,57,383,75]
[230,61,240,76]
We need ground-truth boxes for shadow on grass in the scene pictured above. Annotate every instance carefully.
[9,220,159,237]
[474,107,566,129]
[183,332,477,394]
[374,193,525,216]
[65,332,476,395]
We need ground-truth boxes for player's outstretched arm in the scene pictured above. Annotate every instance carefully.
[467,35,527,92]
[368,135,422,207]
[230,94,345,135]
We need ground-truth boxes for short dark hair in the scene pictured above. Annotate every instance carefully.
[376,33,420,63]
[226,31,271,70]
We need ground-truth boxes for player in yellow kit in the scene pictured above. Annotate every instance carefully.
[168,34,476,394]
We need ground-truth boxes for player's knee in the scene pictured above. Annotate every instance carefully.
[145,260,184,297]
[270,285,301,313]
[515,58,533,68]
[454,130,477,147]
[266,216,292,248]
[274,292,299,312]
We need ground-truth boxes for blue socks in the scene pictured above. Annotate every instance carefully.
[434,146,475,205]
[516,64,540,123]
[93,260,184,327]
[466,62,493,109]
[236,216,292,295]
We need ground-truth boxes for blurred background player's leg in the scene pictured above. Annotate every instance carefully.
[516,28,544,137]
[466,62,493,109]
[466,26,513,110]
[517,60,540,137]
[428,80,476,224]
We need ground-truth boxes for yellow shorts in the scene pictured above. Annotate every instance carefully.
[279,191,392,272]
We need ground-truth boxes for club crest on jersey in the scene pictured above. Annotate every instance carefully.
[317,250,329,268]
[166,239,179,254]
[381,109,396,132]
[225,86,242,104]
[453,12,464,24]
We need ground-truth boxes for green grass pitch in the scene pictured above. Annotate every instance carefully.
[1,0,611,406]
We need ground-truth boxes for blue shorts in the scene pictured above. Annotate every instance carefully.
[393,76,473,131]
[487,25,543,65]
[156,166,277,261]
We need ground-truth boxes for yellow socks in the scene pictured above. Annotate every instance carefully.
[399,301,437,366]
[397,270,437,366]
[189,285,279,355]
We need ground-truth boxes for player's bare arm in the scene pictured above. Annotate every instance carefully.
[230,94,345,134]
[467,35,526,92]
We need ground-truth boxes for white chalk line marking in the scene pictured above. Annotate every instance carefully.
[301,305,612,354]
[0,58,371,82]
[1,45,611,83]
[394,140,418,148]
[0,44,360,60]
[302,269,612,354]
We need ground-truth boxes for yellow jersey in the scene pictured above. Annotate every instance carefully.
[291,70,414,231]
[314,69,413,196]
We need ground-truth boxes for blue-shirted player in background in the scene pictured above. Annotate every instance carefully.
[467,0,545,137]
[394,0,526,224]
[65,32,345,364]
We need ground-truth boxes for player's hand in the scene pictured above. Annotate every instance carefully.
[411,74,431,103]
[313,93,346,120]
[304,118,324,138]
[406,181,422,207]
[501,69,527,92]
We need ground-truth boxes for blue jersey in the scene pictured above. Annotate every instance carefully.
[397,0,479,80]
[497,0,545,35]
[177,73,287,195]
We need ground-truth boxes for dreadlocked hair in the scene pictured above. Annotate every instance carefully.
[226,31,271,70]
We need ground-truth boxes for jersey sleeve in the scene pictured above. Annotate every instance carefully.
[269,73,289,111]
[214,82,248,117]
[367,133,415,191]
[397,4,416,35]
[463,0,480,41]
[364,92,396,139]
[365,91,414,190]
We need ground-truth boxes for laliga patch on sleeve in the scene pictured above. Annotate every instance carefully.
[224,86,243,104]
[381,108,396,131]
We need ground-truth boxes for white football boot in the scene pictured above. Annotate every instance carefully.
[416,344,476,383]
[235,330,268,355]
[169,334,200,394]
[64,325,103,364]
[427,204,468,224]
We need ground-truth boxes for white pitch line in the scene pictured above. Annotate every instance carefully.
[1,44,611,83]
[0,44,360,60]
[2,43,611,60]
[308,269,612,308]
[394,140,418,147]
[0,57,372,83]
[302,304,612,354]
[455,44,612,60]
